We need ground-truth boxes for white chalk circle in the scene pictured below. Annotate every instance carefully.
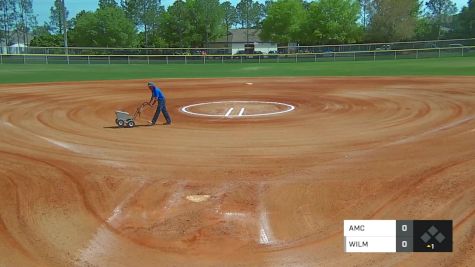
[181,100,295,118]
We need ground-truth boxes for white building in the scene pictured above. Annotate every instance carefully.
[9,43,27,54]
[212,29,278,54]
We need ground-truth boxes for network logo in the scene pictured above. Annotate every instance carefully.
[413,220,452,252]
[420,225,446,244]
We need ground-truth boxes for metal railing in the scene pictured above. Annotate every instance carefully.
[0,46,473,65]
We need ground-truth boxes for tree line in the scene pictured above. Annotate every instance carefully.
[0,0,474,48]
[262,0,474,44]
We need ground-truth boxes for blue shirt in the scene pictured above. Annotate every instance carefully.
[151,86,165,100]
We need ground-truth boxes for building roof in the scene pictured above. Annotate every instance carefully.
[215,29,264,43]
[10,43,27,47]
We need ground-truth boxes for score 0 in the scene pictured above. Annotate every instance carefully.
[396,220,413,252]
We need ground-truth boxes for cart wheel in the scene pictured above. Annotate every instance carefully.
[117,120,125,127]
[127,121,135,128]
[115,119,120,125]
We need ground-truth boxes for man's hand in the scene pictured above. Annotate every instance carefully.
[149,97,157,106]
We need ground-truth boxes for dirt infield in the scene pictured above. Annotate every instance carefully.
[0,77,474,266]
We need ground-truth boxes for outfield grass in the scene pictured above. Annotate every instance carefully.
[0,57,474,84]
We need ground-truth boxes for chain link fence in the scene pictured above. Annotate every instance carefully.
[1,38,474,56]
[0,41,473,65]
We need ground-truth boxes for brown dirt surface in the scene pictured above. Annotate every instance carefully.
[0,77,474,267]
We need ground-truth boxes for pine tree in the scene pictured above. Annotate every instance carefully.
[49,0,68,35]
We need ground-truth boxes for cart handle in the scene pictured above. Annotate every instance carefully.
[133,102,152,119]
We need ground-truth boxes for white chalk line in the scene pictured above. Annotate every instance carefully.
[106,180,147,224]
[181,100,295,118]
[3,121,14,128]
[238,108,245,116]
[76,225,114,266]
[78,180,147,265]
[257,183,275,245]
[225,107,234,117]
[224,212,248,219]
[259,210,273,245]
[38,136,83,153]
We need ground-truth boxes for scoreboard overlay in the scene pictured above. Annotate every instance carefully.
[344,220,452,253]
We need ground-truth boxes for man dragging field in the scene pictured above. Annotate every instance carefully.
[147,82,172,125]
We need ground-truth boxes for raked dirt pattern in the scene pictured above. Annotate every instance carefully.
[0,77,474,266]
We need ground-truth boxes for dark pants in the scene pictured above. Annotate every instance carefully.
[152,98,171,124]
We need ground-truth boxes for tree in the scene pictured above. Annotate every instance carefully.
[122,0,162,47]
[303,0,361,44]
[237,0,265,42]
[30,24,63,47]
[17,0,36,45]
[263,0,273,13]
[415,17,433,40]
[0,0,16,45]
[187,0,224,47]
[237,0,265,28]
[32,23,51,36]
[249,1,265,27]
[69,6,136,47]
[236,0,248,28]
[158,0,192,47]
[425,0,457,39]
[221,1,238,43]
[5,0,36,44]
[99,0,118,9]
[452,0,475,37]
[49,0,68,34]
[366,0,420,42]
[360,0,372,28]
[260,0,306,44]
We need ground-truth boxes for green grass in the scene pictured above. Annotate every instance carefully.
[0,56,474,84]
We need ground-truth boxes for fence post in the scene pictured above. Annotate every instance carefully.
[394,51,397,60]
[333,52,336,62]
[147,56,149,65]
[277,55,279,63]
[416,50,419,59]
[373,51,376,61]
[45,55,48,64]
[108,56,111,65]
[462,48,464,57]
[315,53,317,62]
[295,53,298,63]
[127,56,130,64]
[23,55,26,64]
[166,56,169,64]
[0,54,2,64]
[259,55,261,63]
[87,56,90,64]
[203,55,206,64]
[438,48,441,58]
[240,56,243,64]
[222,56,224,64]
[353,52,356,61]
[185,55,187,64]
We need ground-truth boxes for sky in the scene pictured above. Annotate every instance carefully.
[33,0,470,25]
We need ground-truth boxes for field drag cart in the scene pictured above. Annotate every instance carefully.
[115,102,152,128]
